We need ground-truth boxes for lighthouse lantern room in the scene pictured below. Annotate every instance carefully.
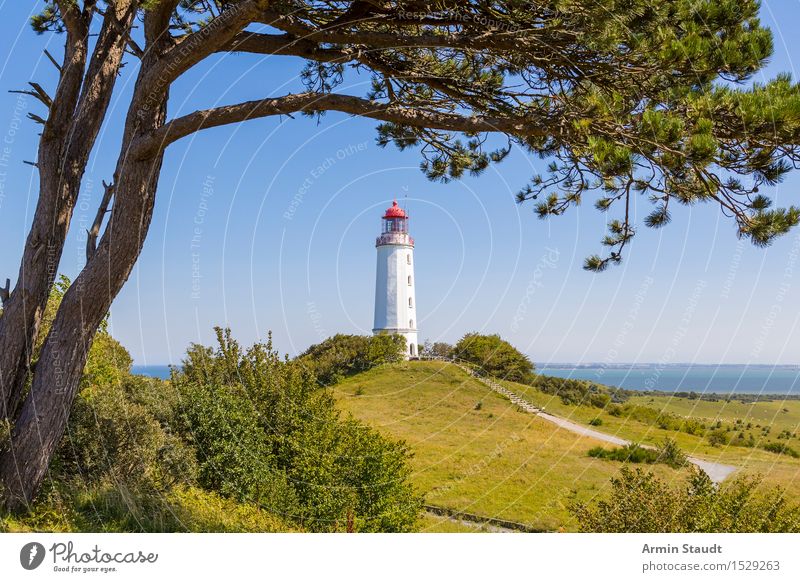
[373,200,418,358]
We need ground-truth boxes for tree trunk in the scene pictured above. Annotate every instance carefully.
[0,3,135,422]
[0,38,168,510]
[0,151,165,510]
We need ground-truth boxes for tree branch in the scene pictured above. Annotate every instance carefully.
[9,82,53,108]
[55,0,88,37]
[86,180,114,261]
[144,0,266,87]
[221,31,349,63]
[257,9,562,60]
[42,3,90,140]
[0,278,9,307]
[131,91,543,159]
[65,0,138,163]
[43,49,62,73]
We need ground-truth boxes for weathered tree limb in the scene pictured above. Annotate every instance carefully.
[221,31,350,62]
[9,82,53,108]
[144,0,267,87]
[86,180,114,261]
[0,279,9,307]
[133,91,542,157]
[43,49,62,73]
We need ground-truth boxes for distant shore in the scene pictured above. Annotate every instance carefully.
[133,362,800,397]
[539,364,799,396]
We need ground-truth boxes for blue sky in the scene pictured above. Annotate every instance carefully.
[1,1,800,366]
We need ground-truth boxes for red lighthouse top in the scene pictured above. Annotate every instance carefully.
[383,200,407,219]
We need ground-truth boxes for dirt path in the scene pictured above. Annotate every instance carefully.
[537,411,737,483]
[445,361,738,484]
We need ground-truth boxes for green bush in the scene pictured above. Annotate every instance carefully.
[57,381,197,491]
[298,333,406,386]
[422,341,454,359]
[589,418,603,426]
[588,439,687,470]
[530,375,621,408]
[588,443,660,464]
[572,467,800,532]
[173,328,422,532]
[762,442,800,458]
[595,401,708,438]
[707,429,730,447]
[655,438,688,469]
[453,333,535,383]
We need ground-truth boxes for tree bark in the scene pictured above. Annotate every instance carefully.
[0,2,136,422]
[0,2,167,512]
[0,118,167,514]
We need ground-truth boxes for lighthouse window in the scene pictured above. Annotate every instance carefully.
[408,297,413,308]
[408,275,412,286]
[407,254,411,265]
[409,319,414,328]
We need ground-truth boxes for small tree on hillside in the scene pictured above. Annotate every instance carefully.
[421,341,454,359]
[454,333,534,383]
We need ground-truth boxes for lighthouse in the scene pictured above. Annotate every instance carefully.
[373,200,418,358]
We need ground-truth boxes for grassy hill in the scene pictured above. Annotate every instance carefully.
[332,361,691,532]
[500,379,800,491]
[333,361,800,531]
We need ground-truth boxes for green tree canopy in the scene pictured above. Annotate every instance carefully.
[454,333,535,382]
[298,333,406,386]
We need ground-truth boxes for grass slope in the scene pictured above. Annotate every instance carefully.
[500,380,800,491]
[333,361,687,532]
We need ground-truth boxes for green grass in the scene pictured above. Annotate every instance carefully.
[500,379,800,491]
[1,485,295,533]
[333,361,688,532]
[629,394,800,435]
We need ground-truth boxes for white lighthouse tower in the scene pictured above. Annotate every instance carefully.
[373,200,418,358]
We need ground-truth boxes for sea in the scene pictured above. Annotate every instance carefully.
[131,365,172,380]
[132,363,800,395]
[538,365,800,395]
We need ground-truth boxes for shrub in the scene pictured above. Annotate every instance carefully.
[707,429,730,447]
[571,467,800,532]
[531,376,615,407]
[54,336,196,494]
[588,443,659,464]
[655,438,688,469]
[59,383,197,490]
[422,341,454,359]
[589,418,603,426]
[762,442,800,458]
[174,328,422,532]
[453,333,534,383]
[298,333,406,386]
